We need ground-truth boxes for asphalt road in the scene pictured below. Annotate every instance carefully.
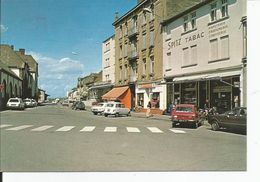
[0,105,246,172]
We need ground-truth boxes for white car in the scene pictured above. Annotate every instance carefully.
[23,98,34,107]
[91,102,107,115]
[6,98,25,110]
[31,99,38,107]
[103,102,130,117]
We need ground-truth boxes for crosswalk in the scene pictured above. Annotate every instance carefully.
[0,124,187,134]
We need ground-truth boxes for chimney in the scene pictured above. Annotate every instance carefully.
[115,12,119,21]
[19,48,25,55]
[10,45,14,50]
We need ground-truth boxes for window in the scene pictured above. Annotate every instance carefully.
[119,45,122,58]
[210,3,217,22]
[119,25,123,38]
[150,56,155,74]
[183,16,188,32]
[182,47,189,66]
[190,45,197,64]
[124,64,128,79]
[142,34,146,49]
[150,30,154,47]
[221,0,228,18]
[220,35,229,59]
[142,12,146,25]
[166,52,171,69]
[124,43,128,57]
[210,39,218,61]
[137,93,144,107]
[191,12,196,29]
[142,59,146,75]
[105,42,110,52]
[124,22,128,35]
[119,66,122,80]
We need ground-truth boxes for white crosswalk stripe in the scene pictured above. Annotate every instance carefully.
[56,126,75,131]
[80,126,96,132]
[169,129,186,134]
[126,127,140,133]
[147,127,163,133]
[104,127,117,132]
[0,124,13,128]
[6,125,34,131]
[31,125,54,131]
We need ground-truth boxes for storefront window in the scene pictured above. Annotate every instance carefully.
[151,92,160,108]
[137,93,144,108]
[181,82,197,104]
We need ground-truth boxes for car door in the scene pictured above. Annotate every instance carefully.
[237,108,247,129]
[224,108,240,128]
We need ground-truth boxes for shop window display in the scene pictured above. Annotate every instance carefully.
[151,92,160,108]
[137,93,144,108]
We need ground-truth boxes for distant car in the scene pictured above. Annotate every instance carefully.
[91,102,108,115]
[103,102,130,117]
[208,107,247,132]
[171,104,201,128]
[23,98,34,107]
[72,101,85,110]
[62,100,69,106]
[6,98,25,110]
[31,99,37,107]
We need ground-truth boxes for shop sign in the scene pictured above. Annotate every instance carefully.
[213,86,231,93]
[208,21,228,38]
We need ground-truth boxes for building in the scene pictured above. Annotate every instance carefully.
[162,0,247,113]
[38,88,49,103]
[112,0,201,113]
[0,60,23,110]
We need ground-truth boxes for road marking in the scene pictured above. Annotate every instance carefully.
[56,126,75,131]
[80,126,96,132]
[169,129,186,134]
[31,125,54,131]
[0,124,12,128]
[147,127,163,133]
[126,127,140,133]
[104,127,117,132]
[6,125,34,131]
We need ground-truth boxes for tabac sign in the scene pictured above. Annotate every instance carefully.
[167,31,205,50]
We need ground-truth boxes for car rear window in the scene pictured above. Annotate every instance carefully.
[176,107,193,112]
[9,99,19,102]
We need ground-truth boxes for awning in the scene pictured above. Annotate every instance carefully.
[172,70,241,83]
[102,86,129,100]
[138,83,154,89]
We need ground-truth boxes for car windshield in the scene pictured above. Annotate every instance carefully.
[176,107,193,112]
[107,104,114,107]
[9,99,19,102]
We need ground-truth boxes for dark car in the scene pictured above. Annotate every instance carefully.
[208,107,247,131]
[171,104,202,128]
[72,101,85,110]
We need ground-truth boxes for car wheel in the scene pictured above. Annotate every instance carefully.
[127,111,131,116]
[211,120,220,131]
[172,122,176,128]
[193,122,198,129]
[93,112,97,115]
[115,113,119,117]
[104,114,108,117]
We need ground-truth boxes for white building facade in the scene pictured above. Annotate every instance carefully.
[162,0,247,113]
[102,35,115,84]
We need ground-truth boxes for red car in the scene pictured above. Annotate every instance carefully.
[171,104,202,128]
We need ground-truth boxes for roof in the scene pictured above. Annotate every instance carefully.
[0,45,26,68]
[103,34,115,43]
[102,86,129,100]
[0,59,22,80]
[161,0,213,26]
[15,52,38,72]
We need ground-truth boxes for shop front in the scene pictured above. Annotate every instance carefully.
[171,72,242,113]
[135,82,166,114]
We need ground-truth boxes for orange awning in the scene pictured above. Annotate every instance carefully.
[102,86,129,100]
[139,83,153,89]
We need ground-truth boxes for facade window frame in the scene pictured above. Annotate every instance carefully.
[191,12,197,30]
[210,2,217,22]
[183,16,189,32]
[221,0,228,18]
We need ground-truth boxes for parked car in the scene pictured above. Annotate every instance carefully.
[103,102,130,117]
[208,107,247,132]
[62,100,69,106]
[171,104,202,128]
[23,98,34,107]
[6,98,25,110]
[72,101,85,110]
[31,99,38,107]
[91,102,108,115]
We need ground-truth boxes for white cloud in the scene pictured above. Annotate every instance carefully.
[0,24,8,33]
[29,51,84,97]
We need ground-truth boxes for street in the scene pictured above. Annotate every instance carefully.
[0,105,246,172]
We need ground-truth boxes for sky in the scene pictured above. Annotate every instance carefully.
[0,0,136,98]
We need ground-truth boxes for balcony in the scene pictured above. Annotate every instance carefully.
[128,50,138,61]
[128,27,138,38]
